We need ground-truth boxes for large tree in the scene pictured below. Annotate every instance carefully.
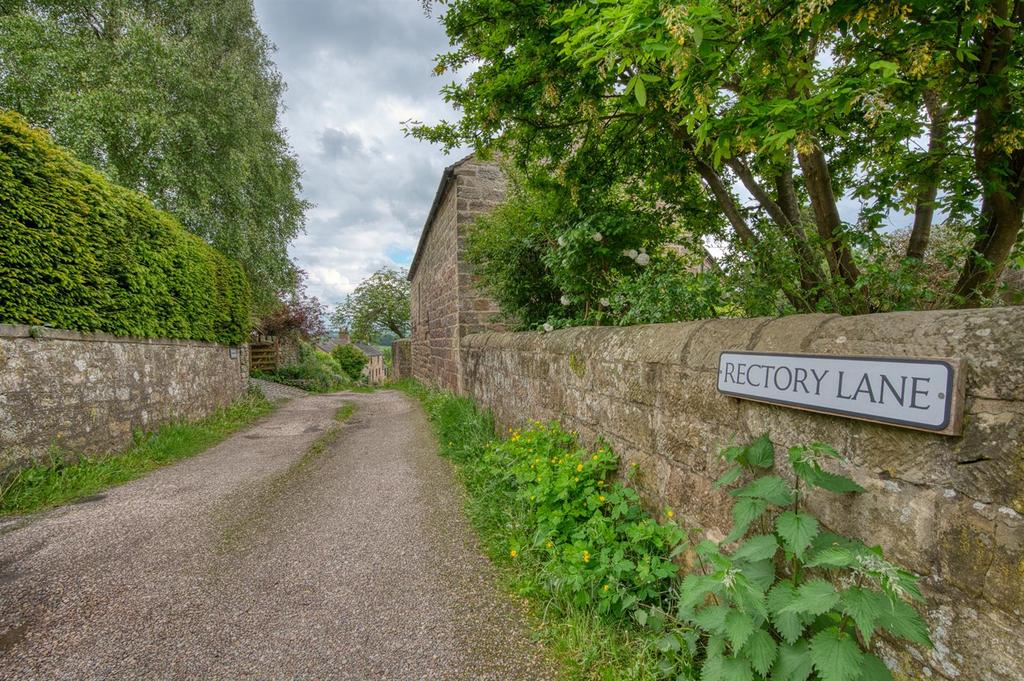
[414,0,1023,312]
[0,0,308,312]
[332,267,411,342]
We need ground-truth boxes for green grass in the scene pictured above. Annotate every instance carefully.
[0,389,275,516]
[394,379,671,680]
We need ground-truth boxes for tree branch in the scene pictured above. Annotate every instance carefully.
[693,159,758,246]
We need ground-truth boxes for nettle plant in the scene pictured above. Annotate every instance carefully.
[673,436,931,681]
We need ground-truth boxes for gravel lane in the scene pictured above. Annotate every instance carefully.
[0,390,556,680]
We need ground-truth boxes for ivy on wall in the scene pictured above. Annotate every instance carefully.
[0,109,250,345]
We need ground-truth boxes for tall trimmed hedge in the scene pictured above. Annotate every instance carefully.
[0,110,250,344]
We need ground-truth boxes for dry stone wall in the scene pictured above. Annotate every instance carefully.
[0,324,249,474]
[460,307,1024,681]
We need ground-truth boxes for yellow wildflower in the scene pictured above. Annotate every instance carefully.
[576,463,584,472]
[599,495,606,503]
[666,509,675,519]
[603,584,610,592]
[582,551,590,563]
[510,549,518,558]
[546,541,554,549]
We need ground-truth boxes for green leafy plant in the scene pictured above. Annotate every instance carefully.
[495,423,687,617]
[674,436,931,681]
[331,343,369,380]
[0,2,308,311]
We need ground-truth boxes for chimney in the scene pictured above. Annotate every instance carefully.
[338,329,350,344]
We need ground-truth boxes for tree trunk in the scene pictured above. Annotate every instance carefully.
[954,195,1023,305]
[726,157,824,309]
[907,92,950,260]
[797,146,868,312]
[692,158,812,311]
[953,0,1024,306]
[694,159,758,247]
[776,161,802,225]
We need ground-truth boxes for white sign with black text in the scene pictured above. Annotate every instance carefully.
[717,351,964,435]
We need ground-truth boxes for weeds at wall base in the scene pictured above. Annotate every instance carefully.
[393,379,683,680]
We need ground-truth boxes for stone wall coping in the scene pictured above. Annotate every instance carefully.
[0,324,239,349]
[462,307,1024,398]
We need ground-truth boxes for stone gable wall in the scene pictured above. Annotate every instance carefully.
[460,307,1024,681]
[409,157,507,392]
[454,160,507,340]
[0,324,249,474]
[410,177,461,392]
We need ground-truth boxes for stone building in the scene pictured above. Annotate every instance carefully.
[317,330,386,385]
[354,342,385,384]
[407,154,507,393]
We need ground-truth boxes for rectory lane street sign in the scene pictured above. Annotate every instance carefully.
[717,351,965,436]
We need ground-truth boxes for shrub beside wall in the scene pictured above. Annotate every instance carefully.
[0,109,250,345]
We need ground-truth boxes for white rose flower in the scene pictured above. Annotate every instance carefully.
[623,248,638,259]
[592,232,603,242]
[560,295,571,306]
[557,236,566,247]
[599,297,610,307]
[542,323,554,332]
[635,253,651,266]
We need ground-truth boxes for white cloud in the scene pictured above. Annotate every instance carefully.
[252,0,466,309]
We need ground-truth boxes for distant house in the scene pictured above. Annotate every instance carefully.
[353,342,386,384]
[316,330,349,355]
[318,331,386,384]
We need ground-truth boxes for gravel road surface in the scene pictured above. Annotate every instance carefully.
[0,390,556,680]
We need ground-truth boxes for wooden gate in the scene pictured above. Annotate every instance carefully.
[249,339,280,372]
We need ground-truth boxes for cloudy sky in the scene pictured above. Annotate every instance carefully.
[252,0,465,309]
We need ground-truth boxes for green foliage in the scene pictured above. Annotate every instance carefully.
[498,424,687,616]
[415,0,1024,312]
[0,1,307,311]
[0,109,250,344]
[398,380,692,679]
[332,343,369,381]
[674,436,931,680]
[466,169,722,330]
[0,389,273,515]
[332,267,411,341]
[258,341,356,393]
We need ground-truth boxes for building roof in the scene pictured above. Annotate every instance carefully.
[316,338,342,354]
[407,153,476,281]
[354,342,382,357]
